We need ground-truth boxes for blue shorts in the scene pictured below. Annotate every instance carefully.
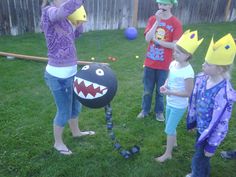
[44,71,81,127]
[165,105,186,135]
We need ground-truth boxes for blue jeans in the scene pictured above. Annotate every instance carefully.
[191,133,211,177]
[141,67,168,115]
[44,71,81,127]
[165,105,186,135]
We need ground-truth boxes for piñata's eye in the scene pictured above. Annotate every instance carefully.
[96,69,104,76]
[82,65,90,70]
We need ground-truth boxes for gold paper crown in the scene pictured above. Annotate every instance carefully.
[205,33,236,65]
[68,6,87,25]
[176,30,204,55]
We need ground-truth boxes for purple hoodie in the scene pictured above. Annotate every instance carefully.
[40,0,84,67]
[187,73,236,154]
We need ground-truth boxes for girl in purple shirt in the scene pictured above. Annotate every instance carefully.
[186,34,236,177]
[41,0,95,155]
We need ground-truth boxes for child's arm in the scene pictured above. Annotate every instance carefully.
[145,10,163,42]
[152,39,177,50]
[162,78,194,97]
[160,79,168,93]
[145,21,159,43]
[205,106,231,154]
[186,74,204,130]
[48,0,84,22]
[204,102,233,155]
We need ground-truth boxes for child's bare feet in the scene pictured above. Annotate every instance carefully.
[155,154,172,162]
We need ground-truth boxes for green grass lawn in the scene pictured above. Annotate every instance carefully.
[0,22,236,177]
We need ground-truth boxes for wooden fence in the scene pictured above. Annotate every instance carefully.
[0,0,235,36]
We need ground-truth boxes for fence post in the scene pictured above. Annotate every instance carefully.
[225,0,232,21]
[132,0,139,27]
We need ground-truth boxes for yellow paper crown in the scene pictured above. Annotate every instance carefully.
[205,33,236,65]
[68,6,87,25]
[176,30,204,55]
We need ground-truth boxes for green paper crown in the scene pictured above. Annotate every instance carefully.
[156,0,178,5]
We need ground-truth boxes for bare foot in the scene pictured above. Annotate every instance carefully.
[155,154,172,162]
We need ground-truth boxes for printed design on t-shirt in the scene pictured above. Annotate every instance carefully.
[159,21,174,32]
[146,45,164,61]
[156,28,165,40]
[146,22,174,62]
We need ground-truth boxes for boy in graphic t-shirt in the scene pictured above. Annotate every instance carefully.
[137,0,183,121]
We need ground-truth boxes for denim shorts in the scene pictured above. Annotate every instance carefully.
[44,71,81,127]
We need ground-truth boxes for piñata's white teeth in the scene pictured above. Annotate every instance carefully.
[75,77,106,89]
[102,89,108,95]
[74,77,108,99]
[78,91,86,98]
[74,77,81,84]
[84,80,92,87]
[95,92,103,98]
[86,93,94,99]
[74,88,78,95]
[100,85,106,91]
[93,83,99,89]
[77,78,83,84]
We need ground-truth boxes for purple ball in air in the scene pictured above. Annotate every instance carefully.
[124,27,138,40]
